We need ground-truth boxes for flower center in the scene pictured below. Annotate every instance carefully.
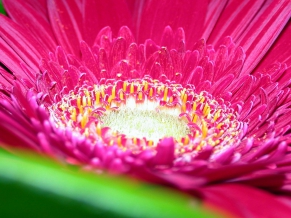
[49,76,245,154]
[100,103,190,142]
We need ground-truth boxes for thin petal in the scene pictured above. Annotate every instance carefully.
[256,21,291,72]
[208,0,265,45]
[0,38,27,78]
[48,0,83,56]
[0,15,48,72]
[201,0,228,41]
[138,0,208,49]
[83,0,133,46]
[3,0,57,52]
[237,1,291,75]
[21,0,48,19]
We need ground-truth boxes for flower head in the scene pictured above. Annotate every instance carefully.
[1,0,291,217]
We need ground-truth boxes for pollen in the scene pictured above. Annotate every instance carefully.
[101,106,189,143]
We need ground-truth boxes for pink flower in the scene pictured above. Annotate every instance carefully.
[1,0,291,217]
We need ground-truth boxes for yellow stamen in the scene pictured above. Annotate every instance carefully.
[183,135,189,145]
[71,108,77,122]
[112,85,116,99]
[77,96,81,108]
[200,96,205,103]
[149,88,154,97]
[202,120,208,139]
[101,85,105,97]
[123,81,127,92]
[133,137,137,145]
[95,91,100,105]
[81,114,88,129]
[217,123,224,129]
[119,91,124,100]
[181,103,187,113]
[84,128,89,137]
[138,92,143,100]
[144,81,148,91]
[130,82,134,94]
[117,136,122,146]
[96,122,102,136]
[87,96,92,106]
[163,87,168,101]
[213,109,221,121]
[192,113,198,123]
[217,130,224,137]
[203,103,210,117]
[181,88,186,99]
[182,93,188,104]
[192,101,197,111]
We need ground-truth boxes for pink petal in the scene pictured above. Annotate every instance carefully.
[151,137,175,166]
[0,37,28,78]
[138,0,208,49]
[0,15,48,72]
[19,0,48,20]
[201,0,228,41]
[201,184,291,218]
[0,109,39,150]
[48,0,83,56]
[256,21,291,72]
[208,0,265,45]
[3,0,57,52]
[237,1,291,75]
[83,0,132,46]
[0,66,14,88]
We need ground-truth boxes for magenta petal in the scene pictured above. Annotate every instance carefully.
[0,109,39,150]
[48,0,83,56]
[3,0,57,52]
[237,1,291,74]
[138,0,208,49]
[0,37,28,78]
[83,0,132,46]
[256,21,291,72]
[202,0,228,41]
[158,173,206,190]
[208,0,265,45]
[201,184,291,218]
[80,41,99,76]
[0,15,48,72]
[151,137,175,166]
[0,66,14,88]
[278,196,291,209]
[20,0,48,20]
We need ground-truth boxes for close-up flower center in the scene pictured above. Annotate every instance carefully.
[100,106,190,142]
[49,77,245,155]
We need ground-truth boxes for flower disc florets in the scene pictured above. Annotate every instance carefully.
[49,76,245,157]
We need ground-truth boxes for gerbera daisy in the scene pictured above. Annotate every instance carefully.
[1,0,291,217]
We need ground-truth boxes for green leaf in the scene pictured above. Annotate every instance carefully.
[0,148,219,218]
[0,1,5,15]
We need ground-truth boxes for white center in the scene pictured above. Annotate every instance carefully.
[100,106,190,142]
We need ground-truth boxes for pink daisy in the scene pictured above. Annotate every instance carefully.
[1,0,291,217]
